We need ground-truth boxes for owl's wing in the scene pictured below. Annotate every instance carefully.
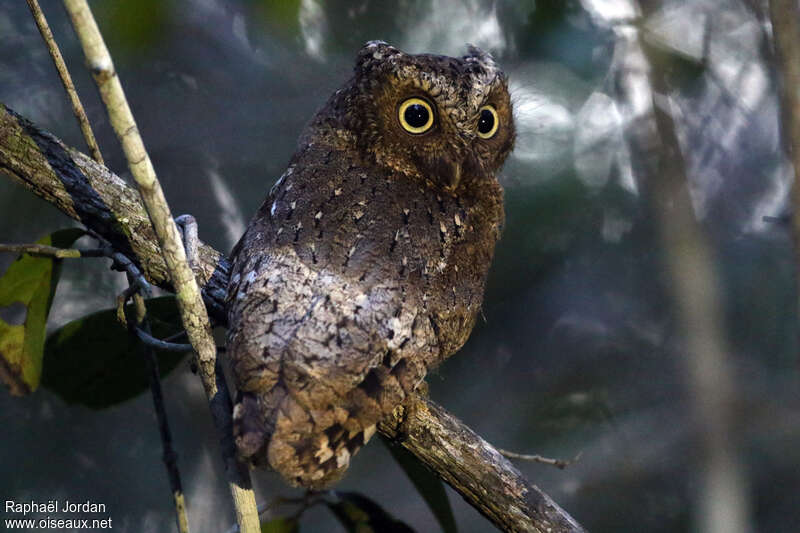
[226,145,437,487]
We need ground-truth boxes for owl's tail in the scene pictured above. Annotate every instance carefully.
[234,354,424,488]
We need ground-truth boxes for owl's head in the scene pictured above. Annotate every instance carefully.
[315,41,515,194]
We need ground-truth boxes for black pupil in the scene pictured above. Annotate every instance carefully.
[478,109,495,134]
[404,104,429,129]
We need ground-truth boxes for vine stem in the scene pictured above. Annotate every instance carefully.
[126,290,191,533]
[25,0,103,164]
[59,1,259,531]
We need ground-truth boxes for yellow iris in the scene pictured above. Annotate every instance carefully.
[477,105,499,139]
[398,97,434,134]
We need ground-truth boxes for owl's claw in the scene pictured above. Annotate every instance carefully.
[175,214,198,270]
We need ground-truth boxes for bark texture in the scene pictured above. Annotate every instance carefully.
[0,104,586,533]
[379,394,587,533]
[0,104,230,322]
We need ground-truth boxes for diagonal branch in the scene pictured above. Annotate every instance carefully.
[0,104,586,533]
[0,104,230,321]
[379,395,586,532]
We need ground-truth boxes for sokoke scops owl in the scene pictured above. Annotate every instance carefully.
[226,41,515,488]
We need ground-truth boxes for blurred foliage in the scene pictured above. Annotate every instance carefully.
[261,516,299,533]
[251,0,302,39]
[326,491,415,533]
[381,437,457,533]
[487,172,598,302]
[89,0,168,57]
[0,229,83,395]
[515,0,610,77]
[41,296,187,409]
[640,37,707,90]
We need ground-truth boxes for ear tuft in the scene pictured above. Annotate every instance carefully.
[464,45,496,66]
[356,41,401,71]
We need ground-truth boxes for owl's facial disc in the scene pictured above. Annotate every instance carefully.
[341,41,514,192]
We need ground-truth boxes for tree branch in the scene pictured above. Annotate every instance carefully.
[616,9,750,531]
[0,104,230,321]
[768,0,800,318]
[379,395,586,532]
[0,104,586,533]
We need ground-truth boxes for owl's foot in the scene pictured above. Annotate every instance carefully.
[233,390,270,461]
[175,214,198,269]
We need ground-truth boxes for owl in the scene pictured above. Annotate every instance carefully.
[226,41,515,488]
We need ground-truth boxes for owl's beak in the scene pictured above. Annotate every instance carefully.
[445,161,462,191]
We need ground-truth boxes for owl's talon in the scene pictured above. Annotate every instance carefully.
[175,214,198,269]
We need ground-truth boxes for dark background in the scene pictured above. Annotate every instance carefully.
[1,1,798,531]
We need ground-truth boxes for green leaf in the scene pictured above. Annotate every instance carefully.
[253,0,301,38]
[261,516,299,533]
[326,492,415,533]
[0,228,84,395]
[90,0,168,57]
[382,437,457,533]
[41,296,188,409]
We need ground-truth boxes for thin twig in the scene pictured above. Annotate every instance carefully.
[109,251,152,296]
[0,241,152,297]
[60,2,259,530]
[0,243,105,259]
[163,330,189,343]
[25,0,103,164]
[762,215,791,225]
[134,328,194,353]
[116,285,139,325]
[499,449,582,470]
[123,283,191,533]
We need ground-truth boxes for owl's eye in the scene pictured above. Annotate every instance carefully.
[398,97,434,134]
[477,105,499,139]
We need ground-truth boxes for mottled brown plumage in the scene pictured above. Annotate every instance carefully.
[226,41,514,488]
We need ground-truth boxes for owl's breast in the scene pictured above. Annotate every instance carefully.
[263,144,502,363]
[227,142,504,484]
[230,142,502,370]
[396,176,504,360]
